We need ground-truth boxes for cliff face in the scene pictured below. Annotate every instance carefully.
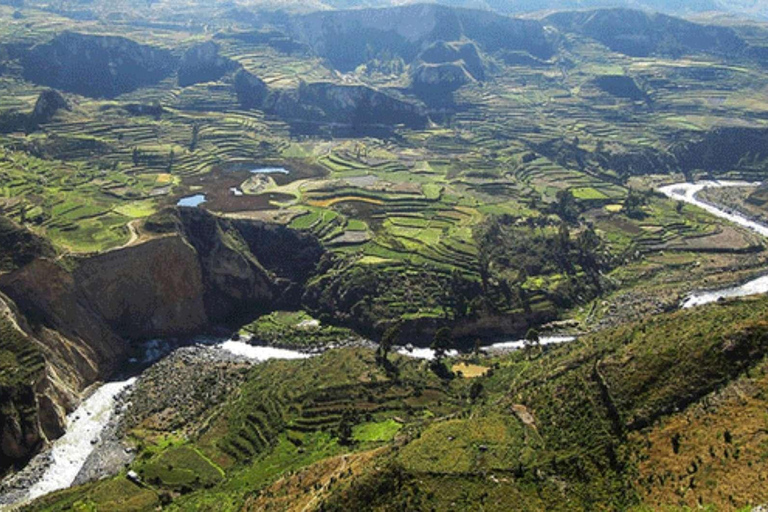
[546,8,746,59]
[289,4,553,73]
[0,296,76,475]
[234,69,268,109]
[178,41,238,87]
[0,209,326,469]
[74,236,209,340]
[21,32,177,98]
[265,82,427,130]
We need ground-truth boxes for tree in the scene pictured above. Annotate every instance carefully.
[524,328,540,351]
[553,189,579,223]
[430,327,454,379]
[623,188,647,219]
[377,322,401,366]
[338,409,355,446]
[469,381,484,402]
[473,338,482,358]
[431,327,453,360]
[189,123,200,151]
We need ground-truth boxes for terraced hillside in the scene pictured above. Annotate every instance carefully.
[23,295,768,510]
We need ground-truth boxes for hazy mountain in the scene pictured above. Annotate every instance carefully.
[319,0,768,19]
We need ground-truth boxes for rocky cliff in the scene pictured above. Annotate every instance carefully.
[0,296,78,476]
[178,41,238,87]
[546,8,746,59]
[21,32,177,98]
[265,82,427,130]
[289,4,553,73]
[0,208,326,469]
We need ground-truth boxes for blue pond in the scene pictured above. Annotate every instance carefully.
[177,194,207,207]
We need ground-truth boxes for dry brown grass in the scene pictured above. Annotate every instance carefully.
[242,447,389,512]
[630,361,768,510]
[451,362,490,378]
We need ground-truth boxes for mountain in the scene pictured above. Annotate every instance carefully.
[287,4,554,72]
[21,32,177,99]
[319,0,768,19]
[546,8,747,58]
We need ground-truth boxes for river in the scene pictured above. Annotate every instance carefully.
[658,180,768,307]
[0,340,310,509]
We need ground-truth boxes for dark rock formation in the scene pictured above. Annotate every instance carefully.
[124,103,164,118]
[410,40,485,99]
[266,82,427,130]
[410,62,475,96]
[178,41,238,87]
[671,127,768,173]
[0,89,69,134]
[30,89,69,126]
[234,69,268,109]
[592,75,647,101]
[546,8,746,59]
[418,41,485,81]
[21,32,177,98]
[0,216,56,272]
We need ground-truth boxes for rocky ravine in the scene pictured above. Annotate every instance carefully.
[0,208,326,472]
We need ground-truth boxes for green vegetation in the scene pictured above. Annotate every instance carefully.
[0,0,766,338]
[136,447,224,490]
[352,419,402,443]
[240,310,356,349]
[32,296,768,510]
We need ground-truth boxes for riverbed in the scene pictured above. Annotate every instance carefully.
[0,340,311,508]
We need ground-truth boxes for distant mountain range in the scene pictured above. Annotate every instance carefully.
[315,0,768,20]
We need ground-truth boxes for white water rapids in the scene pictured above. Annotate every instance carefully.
[5,341,310,507]
[24,378,136,503]
[658,180,768,307]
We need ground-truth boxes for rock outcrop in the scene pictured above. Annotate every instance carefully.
[289,4,553,72]
[546,8,746,59]
[418,41,485,81]
[29,90,69,126]
[591,75,647,101]
[21,32,177,98]
[410,41,486,97]
[0,295,76,475]
[266,82,427,130]
[0,89,70,134]
[234,68,269,109]
[178,41,238,87]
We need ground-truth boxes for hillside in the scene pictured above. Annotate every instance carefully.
[21,295,768,510]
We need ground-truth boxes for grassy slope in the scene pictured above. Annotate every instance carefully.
[26,296,768,511]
